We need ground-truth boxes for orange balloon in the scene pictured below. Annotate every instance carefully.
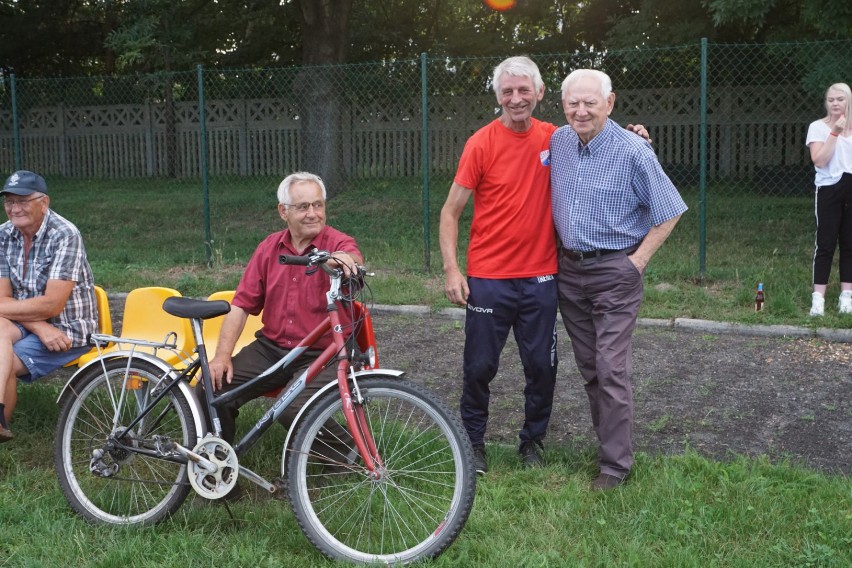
[484,0,516,11]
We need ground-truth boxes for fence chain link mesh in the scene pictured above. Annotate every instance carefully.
[1,39,851,278]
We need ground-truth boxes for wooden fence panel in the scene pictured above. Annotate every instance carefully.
[0,87,820,184]
[246,128,300,177]
[21,136,60,175]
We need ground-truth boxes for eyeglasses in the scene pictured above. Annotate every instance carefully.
[284,200,325,213]
[3,195,45,209]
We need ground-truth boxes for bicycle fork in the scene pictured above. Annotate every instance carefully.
[338,360,385,478]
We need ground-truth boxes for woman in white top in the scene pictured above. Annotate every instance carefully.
[806,83,852,316]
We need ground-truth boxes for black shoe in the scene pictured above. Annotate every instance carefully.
[472,446,488,475]
[591,473,626,491]
[519,440,545,468]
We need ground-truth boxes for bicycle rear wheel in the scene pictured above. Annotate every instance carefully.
[287,377,476,564]
[54,358,197,525]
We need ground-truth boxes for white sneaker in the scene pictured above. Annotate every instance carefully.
[839,291,852,314]
[810,292,825,317]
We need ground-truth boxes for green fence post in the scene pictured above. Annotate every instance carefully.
[699,38,708,281]
[198,64,212,267]
[421,52,431,273]
[10,73,21,170]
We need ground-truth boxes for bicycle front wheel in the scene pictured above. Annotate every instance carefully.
[287,377,476,565]
[54,358,197,525]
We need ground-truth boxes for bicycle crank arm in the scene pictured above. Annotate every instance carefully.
[238,467,277,494]
[171,443,219,474]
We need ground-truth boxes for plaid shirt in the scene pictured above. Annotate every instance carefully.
[551,119,687,252]
[0,210,97,347]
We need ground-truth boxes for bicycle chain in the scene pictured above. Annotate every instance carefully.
[94,475,191,487]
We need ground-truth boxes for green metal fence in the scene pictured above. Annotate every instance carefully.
[1,39,850,276]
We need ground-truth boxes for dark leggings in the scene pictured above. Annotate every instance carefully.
[813,172,852,286]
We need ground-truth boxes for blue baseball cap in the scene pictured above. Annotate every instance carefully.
[2,170,48,196]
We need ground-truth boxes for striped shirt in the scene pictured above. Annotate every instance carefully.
[0,209,97,347]
[550,119,687,252]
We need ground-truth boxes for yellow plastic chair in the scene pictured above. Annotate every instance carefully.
[203,290,263,358]
[77,287,193,367]
[66,285,113,368]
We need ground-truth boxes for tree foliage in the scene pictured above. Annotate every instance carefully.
[104,0,301,73]
[347,0,587,61]
[705,0,851,41]
[0,0,110,76]
[586,0,851,47]
[2,0,845,78]
[0,0,619,77]
[600,0,717,48]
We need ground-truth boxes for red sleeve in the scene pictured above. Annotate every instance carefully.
[232,233,276,316]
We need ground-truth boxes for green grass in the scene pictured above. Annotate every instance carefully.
[2,383,850,567]
[4,181,852,565]
[44,175,841,327]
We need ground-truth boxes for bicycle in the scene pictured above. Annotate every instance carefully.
[53,249,476,565]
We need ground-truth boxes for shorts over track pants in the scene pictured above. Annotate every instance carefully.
[459,276,558,448]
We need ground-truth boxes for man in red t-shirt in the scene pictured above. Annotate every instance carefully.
[440,56,558,473]
[209,171,362,445]
[441,57,648,475]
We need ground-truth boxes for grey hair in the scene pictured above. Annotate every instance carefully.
[560,69,612,100]
[492,56,544,96]
[277,171,327,205]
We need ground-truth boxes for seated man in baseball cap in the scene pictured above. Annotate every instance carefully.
[0,170,97,442]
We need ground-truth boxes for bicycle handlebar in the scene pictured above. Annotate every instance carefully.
[279,248,331,267]
[278,254,313,266]
[279,249,369,285]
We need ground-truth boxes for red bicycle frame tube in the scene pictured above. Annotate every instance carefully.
[324,306,383,474]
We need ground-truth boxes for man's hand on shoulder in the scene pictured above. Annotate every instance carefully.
[626,124,652,144]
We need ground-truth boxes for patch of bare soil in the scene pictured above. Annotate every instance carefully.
[373,312,852,475]
[52,300,850,475]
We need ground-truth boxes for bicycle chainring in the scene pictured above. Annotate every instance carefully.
[187,436,239,499]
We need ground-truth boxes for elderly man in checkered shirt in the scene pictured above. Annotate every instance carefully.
[550,69,688,491]
[0,170,97,442]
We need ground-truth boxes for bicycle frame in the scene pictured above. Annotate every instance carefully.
[200,299,369,460]
[60,255,387,491]
[55,251,477,564]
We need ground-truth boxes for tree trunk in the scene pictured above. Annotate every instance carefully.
[296,0,352,197]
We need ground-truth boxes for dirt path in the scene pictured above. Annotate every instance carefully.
[64,299,848,476]
[373,312,852,475]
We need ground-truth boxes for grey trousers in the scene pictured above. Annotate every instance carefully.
[557,250,644,478]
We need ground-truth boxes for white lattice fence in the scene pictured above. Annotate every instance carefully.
[0,88,817,181]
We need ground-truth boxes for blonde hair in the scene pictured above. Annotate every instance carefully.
[824,83,852,134]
